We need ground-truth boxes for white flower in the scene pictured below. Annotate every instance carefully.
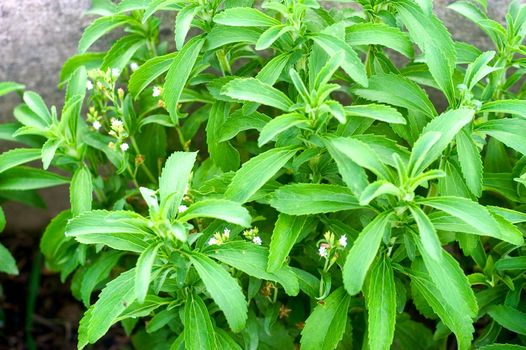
[111,118,123,129]
[208,237,218,246]
[120,143,129,151]
[130,62,139,71]
[111,68,120,77]
[92,120,101,130]
[319,244,328,258]
[152,86,162,97]
[338,235,347,248]
[252,236,262,245]
[223,228,230,238]
[86,80,94,90]
[178,205,188,213]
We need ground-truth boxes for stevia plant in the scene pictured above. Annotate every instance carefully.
[1,0,526,349]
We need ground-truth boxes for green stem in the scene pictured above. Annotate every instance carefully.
[25,252,42,350]
[130,136,158,184]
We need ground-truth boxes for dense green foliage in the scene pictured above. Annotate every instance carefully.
[1,0,526,348]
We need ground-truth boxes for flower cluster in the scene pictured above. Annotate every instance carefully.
[208,228,230,246]
[243,227,262,245]
[317,231,347,261]
[86,106,102,131]
[107,118,129,152]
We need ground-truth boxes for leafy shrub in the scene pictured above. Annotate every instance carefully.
[1,0,526,349]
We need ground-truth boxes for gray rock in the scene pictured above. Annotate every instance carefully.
[0,0,511,231]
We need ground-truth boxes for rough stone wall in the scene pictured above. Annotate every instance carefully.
[0,0,511,231]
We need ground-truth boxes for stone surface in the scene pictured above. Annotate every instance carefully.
[0,0,512,231]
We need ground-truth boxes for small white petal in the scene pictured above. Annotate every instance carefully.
[130,62,139,71]
[208,238,217,246]
[92,121,101,130]
[120,143,129,151]
[178,205,188,213]
[111,68,120,77]
[86,80,94,90]
[223,228,231,238]
[319,246,328,257]
[252,236,262,245]
[339,235,347,248]
[152,86,161,97]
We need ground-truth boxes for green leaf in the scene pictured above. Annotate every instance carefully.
[0,148,41,173]
[477,118,526,155]
[409,259,475,350]
[359,180,401,206]
[479,100,526,118]
[243,52,292,114]
[40,210,72,264]
[65,210,152,252]
[487,305,526,335]
[78,268,136,349]
[70,166,93,216]
[271,184,360,215]
[184,292,217,350]
[41,139,62,170]
[409,205,442,261]
[176,4,199,50]
[456,129,483,197]
[324,136,392,180]
[429,211,524,246]
[159,151,196,219]
[65,66,88,102]
[0,206,4,233]
[80,251,122,307]
[135,242,161,303]
[312,33,368,86]
[23,91,52,126]
[343,211,393,295]
[206,102,240,172]
[396,0,456,103]
[78,15,130,53]
[101,34,146,71]
[189,252,247,332]
[178,199,251,227]
[0,243,18,275]
[417,196,499,236]
[204,25,262,50]
[464,51,498,90]
[366,256,396,350]
[268,214,308,273]
[0,82,25,97]
[60,52,105,83]
[0,166,69,191]
[208,241,299,296]
[258,113,309,147]
[494,257,526,272]
[222,78,294,111]
[346,22,413,58]
[478,345,526,350]
[408,131,442,176]
[219,111,270,142]
[323,137,368,195]
[129,52,177,98]
[225,147,297,203]
[256,24,292,50]
[300,287,351,350]
[409,108,475,175]
[345,104,406,124]
[163,36,204,122]
[214,8,280,27]
[352,73,436,117]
